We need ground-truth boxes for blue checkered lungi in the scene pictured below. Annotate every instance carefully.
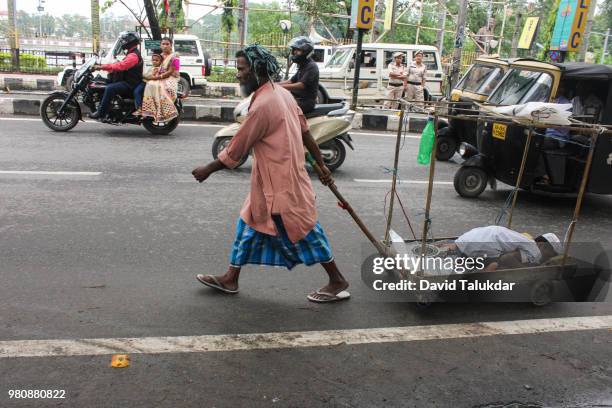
[229,215,334,270]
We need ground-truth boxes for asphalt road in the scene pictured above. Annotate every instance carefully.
[1,117,611,408]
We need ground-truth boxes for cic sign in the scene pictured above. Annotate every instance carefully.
[350,0,375,30]
[550,0,592,51]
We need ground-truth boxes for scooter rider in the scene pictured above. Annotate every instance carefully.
[279,36,319,114]
[89,31,144,120]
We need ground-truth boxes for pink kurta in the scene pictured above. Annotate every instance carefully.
[218,82,317,243]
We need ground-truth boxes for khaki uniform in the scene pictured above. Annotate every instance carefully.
[405,62,427,106]
[383,62,407,109]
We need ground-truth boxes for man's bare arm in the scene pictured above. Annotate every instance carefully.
[280,82,305,91]
[192,159,227,183]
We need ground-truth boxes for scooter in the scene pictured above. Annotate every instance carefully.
[212,97,355,172]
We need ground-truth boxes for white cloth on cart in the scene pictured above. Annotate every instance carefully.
[455,225,542,264]
[486,102,572,125]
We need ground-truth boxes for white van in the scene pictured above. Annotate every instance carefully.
[57,33,211,96]
[319,43,444,99]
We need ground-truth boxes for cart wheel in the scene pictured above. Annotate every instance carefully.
[454,166,488,198]
[436,135,457,161]
[415,301,433,310]
[530,280,553,306]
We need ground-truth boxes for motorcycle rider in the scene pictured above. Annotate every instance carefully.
[89,31,144,120]
[279,36,319,114]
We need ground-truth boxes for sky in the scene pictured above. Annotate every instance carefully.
[0,0,232,18]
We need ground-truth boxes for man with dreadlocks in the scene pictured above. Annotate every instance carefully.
[192,45,350,303]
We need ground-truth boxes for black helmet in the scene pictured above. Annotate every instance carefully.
[288,36,314,64]
[119,31,140,50]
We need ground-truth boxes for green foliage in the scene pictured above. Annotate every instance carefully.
[0,52,62,73]
[538,0,560,60]
[208,66,238,82]
[159,0,186,32]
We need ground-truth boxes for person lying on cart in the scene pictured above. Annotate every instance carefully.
[437,226,563,272]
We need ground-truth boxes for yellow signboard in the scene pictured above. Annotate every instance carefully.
[568,0,591,51]
[384,0,394,31]
[350,0,375,30]
[518,17,539,49]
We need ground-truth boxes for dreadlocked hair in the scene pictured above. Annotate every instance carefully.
[236,44,280,84]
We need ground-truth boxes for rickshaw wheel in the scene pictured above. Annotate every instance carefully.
[454,167,487,198]
[436,135,457,161]
[530,280,553,306]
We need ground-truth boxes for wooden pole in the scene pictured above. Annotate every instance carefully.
[420,114,439,257]
[384,108,406,245]
[306,154,390,257]
[562,129,599,265]
[507,126,533,229]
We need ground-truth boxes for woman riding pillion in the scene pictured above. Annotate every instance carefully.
[89,32,143,121]
[134,37,180,122]
[279,36,319,114]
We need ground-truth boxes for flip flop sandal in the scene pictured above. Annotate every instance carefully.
[196,274,239,294]
[307,290,351,303]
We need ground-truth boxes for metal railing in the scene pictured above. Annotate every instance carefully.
[0,48,95,74]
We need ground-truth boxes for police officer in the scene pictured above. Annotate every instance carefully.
[383,52,407,109]
[405,50,427,107]
[90,32,144,120]
[280,36,319,114]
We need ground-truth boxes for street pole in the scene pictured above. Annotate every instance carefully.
[510,12,522,58]
[91,0,100,54]
[449,0,468,90]
[578,0,597,62]
[237,0,248,47]
[497,4,508,55]
[602,28,610,64]
[7,0,19,71]
[436,8,446,55]
[415,1,423,44]
[351,29,365,111]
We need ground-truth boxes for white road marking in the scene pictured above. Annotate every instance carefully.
[354,179,453,185]
[1,315,610,359]
[0,171,101,176]
[353,131,420,139]
[0,117,225,128]
[0,117,40,121]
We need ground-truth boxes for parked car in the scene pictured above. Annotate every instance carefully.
[318,43,444,100]
[57,33,212,97]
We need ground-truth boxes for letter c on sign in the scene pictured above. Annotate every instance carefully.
[361,5,372,25]
[571,32,581,49]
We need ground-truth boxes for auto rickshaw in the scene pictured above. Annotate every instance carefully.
[453,60,612,198]
[436,57,510,160]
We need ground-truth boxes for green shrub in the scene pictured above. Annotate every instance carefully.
[208,66,238,83]
[0,51,54,73]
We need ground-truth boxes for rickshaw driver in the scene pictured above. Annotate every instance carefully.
[573,81,604,123]
[437,226,562,272]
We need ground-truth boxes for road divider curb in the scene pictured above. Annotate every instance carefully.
[0,94,427,131]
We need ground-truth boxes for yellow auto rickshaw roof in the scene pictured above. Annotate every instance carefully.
[508,59,562,73]
[473,57,511,67]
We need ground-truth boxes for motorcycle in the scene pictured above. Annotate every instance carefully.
[212,96,355,172]
[40,56,182,135]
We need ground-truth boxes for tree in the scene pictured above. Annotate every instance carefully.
[159,0,186,33]
[102,0,161,39]
[221,0,237,65]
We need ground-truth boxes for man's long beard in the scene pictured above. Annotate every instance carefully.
[240,74,260,97]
